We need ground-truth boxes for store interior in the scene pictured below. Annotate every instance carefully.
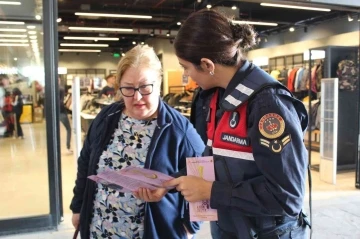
[0,0,359,236]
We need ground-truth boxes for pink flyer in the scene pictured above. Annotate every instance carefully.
[186,156,218,221]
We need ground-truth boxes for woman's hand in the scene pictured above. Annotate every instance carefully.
[133,187,168,202]
[72,213,80,229]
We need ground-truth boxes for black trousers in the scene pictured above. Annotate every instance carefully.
[15,113,23,137]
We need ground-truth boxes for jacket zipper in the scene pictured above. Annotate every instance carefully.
[143,122,170,238]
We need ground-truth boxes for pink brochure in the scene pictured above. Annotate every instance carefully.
[186,156,218,221]
[90,170,159,192]
[119,165,175,189]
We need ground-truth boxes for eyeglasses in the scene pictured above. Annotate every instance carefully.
[119,83,154,97]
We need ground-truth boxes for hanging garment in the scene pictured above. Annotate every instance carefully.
[337,60,358,91]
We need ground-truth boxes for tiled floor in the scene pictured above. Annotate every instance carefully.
[0,121,360,238]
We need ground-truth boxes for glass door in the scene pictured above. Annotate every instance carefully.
[0,0,61,235]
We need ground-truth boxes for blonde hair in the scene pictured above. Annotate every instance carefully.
[116,45,162,88]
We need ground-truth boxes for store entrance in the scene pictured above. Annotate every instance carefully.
[0,0,62,235]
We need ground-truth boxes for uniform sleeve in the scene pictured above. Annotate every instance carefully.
[210,88,308,217]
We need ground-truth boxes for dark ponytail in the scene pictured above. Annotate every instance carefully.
[230,23,257,50]
[174,9,258,68]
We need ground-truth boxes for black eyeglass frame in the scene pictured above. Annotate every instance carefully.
[119,83,154,97]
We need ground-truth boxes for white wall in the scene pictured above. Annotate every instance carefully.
[59,52,119,75]
[146,38,182,95]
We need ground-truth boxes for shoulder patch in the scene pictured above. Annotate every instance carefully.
[258,113,285,139]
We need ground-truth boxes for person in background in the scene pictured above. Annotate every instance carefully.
[164,9,310,239]
[12,87,24,139]
[98,74,116,98]
[70,45,204,239]
[59,78,73,154]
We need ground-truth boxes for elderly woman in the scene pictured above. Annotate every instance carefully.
[70,45,204,239]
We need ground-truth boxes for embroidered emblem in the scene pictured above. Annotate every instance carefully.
[229,112,240,129]
[221,133,249,146]
[259,134,291,153]
[258,113,285,139]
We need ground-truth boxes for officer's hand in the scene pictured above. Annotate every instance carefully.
[163,176,213,202]
[133,187,168,202]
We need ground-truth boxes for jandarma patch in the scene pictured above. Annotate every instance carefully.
[258,113,285,139]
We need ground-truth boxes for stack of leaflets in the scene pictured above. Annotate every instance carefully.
[88,165,175,193]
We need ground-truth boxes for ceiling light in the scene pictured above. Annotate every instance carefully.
[289,27,295,32]
[14,57,17,61]
[35,15,41,20]
[232,20,278,26]
[64,36,119,41]
[30,39,37,43]
[57,18,62,23]
[206,4,212,9]
[0,39,28,42]
[0,28,26,32]
[141,42,144,45]
[0,34,26,38]
[29,35,37,39]
[69,26,133,32]
[27,31,36,34]
[232,6,237,10]
[177,22,181,26]
[0,43,29,46]
[59,49,102,52]
[132,41,136,45]
[0,1,21,5]
[60,43,109,47]
[260,3,331,12]
[0,21,24,25]
[75,12,152,19]
[121,53,125,56]
[27,25,36,29]
[166,33,170,37]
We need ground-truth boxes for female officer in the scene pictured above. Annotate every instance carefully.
[164,9,310,239]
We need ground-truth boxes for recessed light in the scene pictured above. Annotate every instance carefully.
[27,31,37,35]
[206,4,212,9]
[59,49,102,52]
[60,43,109,47]
[0,28,26,32]
[27,26,36,29]
[232,6,237,10]
[0,43,29,46]
[64,36,119,41]
[132,41,136,45]
[0,1,21,5]
[177,22,181,26]
[0,21,24,25]
[35,15,41,20]
[0,39,28,42]
[232,20,278,26]
[0,34,26,38]
[289,27,295,32]
[260,3,331,12]
[14,57,17,61]
[57,18,62,23]
[69,27,133,32]
[75,12,152,19]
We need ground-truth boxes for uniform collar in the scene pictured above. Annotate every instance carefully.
[220,60,253,110]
